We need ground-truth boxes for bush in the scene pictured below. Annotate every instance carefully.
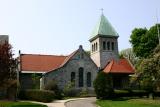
[44,80,63,99]
[63,82,77,97]
[93,72,114,99]
[18,89,55,102]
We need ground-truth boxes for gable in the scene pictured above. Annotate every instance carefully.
[64,48,98,68]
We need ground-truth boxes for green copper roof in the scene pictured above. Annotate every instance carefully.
[90,14,119,40]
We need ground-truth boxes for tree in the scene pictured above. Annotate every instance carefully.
[0,42,17,100]
[137,45,160,91]
[130,24,160,58]
[93,72,113,99]
[0,42,17,88]
[120,48,138,66]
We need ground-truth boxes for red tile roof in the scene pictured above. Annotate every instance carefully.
[103,58,134,74]
[20,54,67,72]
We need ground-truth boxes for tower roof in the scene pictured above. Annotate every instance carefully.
[90,14,119,41]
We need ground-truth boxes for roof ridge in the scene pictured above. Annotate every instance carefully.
[21,53,67,57]
[109,60,114,72]
[123,58,135,71]
[97,14,103,35]
[59,49,78,67]
[46,49,79,73]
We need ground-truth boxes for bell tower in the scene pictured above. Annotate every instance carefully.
[89,14,119,69]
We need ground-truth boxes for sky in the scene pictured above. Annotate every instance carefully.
[0,0,159,56]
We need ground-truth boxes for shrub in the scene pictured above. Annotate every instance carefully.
[18,89,55,102]
[63,82,77,97]
[79,88,89,97]
[44,80,63,99]
[93,72,114,99]
[113,90,149,98]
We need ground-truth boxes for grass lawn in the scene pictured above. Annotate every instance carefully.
[96,98,160,107]
[0,101,47,107]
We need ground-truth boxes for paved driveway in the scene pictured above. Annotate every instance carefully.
[65,97,97,107]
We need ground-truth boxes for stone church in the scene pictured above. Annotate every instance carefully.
[19,14,134,91]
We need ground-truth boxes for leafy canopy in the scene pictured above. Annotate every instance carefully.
[137,45,160,91]
[130,24,159,58]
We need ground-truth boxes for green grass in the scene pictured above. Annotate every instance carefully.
[96,98,160,107]
[0,101,47,107]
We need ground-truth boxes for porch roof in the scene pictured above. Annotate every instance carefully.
[103,58,135,74]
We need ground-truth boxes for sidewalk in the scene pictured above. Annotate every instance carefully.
[26,98,89,107]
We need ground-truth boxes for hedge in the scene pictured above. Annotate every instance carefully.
[114,90,149,98]
[18,89,55,102]
[114,90,130,97]
[131,90,149,97]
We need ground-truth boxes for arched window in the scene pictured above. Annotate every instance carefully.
[79,67,84,87]
[71,72,75,83]
[103,41,106,50]
[112,42,114,50]
[95,42,97,51]
[107,41,110,50]
[87,72,91,87]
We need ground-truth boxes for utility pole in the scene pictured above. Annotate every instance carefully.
[156,10,160,45]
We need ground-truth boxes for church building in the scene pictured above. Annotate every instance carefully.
[19,13,134,91]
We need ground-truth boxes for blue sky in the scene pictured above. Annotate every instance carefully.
[0,0,159,56]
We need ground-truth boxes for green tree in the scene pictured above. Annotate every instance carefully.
[93,72,113,99]
[137,45,160,91]
[130,24,160,58]
[120,48,138,66]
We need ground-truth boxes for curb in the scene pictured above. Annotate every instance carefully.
[64,97,88,106]
[64,97,98,107]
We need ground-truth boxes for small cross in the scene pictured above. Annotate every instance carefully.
[100,8,104,14]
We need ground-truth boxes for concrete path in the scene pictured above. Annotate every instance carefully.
[25,97,97,107]
[65,97,97,107]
